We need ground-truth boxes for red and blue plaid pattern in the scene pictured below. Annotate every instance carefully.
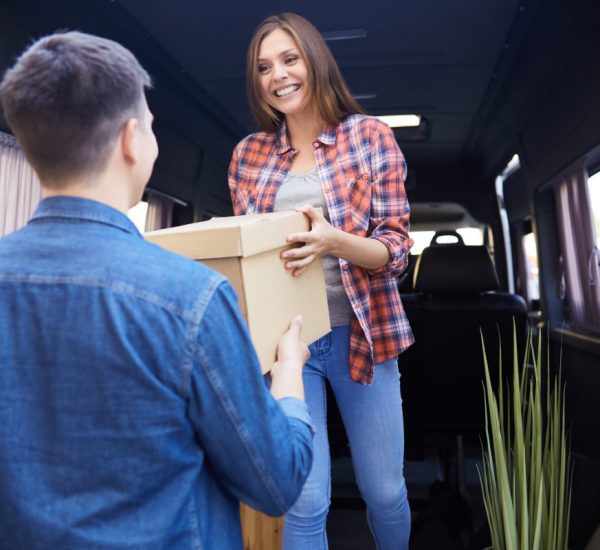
[229,114,414,384]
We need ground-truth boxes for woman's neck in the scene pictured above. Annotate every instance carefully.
[285,112,323,173]
[286,111,323,150]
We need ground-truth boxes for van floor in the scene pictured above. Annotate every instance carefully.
[326,445,488,550]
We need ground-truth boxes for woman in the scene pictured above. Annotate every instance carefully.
[228,13,414,550]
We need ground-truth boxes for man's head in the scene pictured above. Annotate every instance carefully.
[0,31,155,191]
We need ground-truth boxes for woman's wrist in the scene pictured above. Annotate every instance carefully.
[331,229,390,269]
[328,226,346,258]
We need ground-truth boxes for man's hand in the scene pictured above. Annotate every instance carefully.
[275,315,309,367]
[270,315,309,400]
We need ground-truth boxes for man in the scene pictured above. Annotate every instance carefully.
[0,32,313,549]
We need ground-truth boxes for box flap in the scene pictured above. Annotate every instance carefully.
[239,211,310,257]
[145,210,312,260]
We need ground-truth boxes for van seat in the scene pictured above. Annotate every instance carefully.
[413,244,499,294]
[399,242,528,448]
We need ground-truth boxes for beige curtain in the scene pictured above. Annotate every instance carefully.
[0,131,42,237]
[144,190,174,232]
[555,160,600,330]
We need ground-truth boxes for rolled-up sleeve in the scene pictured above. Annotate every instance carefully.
[367,122,413,278]
[187,282,313,516]
[277,397,315,433]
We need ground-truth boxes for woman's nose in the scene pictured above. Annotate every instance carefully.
[274,63,288,81]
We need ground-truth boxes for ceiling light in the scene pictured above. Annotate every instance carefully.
[352,92,378,100]
[322,29,367,41]
[375,115,422,128]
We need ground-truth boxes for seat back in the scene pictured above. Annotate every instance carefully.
[400,242,527,441]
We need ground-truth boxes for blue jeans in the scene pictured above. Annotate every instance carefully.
[283,326,410,550]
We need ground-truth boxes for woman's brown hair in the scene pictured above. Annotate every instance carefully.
[246,13,364,132]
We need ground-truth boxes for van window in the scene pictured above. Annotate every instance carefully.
[128,190,177,233]
[127,201,149,233]
[588,171,600,248]
[522,231,540,303]
[410,228,484,255]
[0,131,41,238]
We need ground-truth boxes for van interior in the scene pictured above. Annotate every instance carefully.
[1,0,599,548]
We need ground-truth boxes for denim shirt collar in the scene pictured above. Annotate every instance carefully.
[29,196,141,236]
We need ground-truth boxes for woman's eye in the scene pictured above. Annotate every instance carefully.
[285,55,298,64]
[258,65,270,74]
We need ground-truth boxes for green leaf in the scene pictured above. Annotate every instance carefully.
[479,324,571,550]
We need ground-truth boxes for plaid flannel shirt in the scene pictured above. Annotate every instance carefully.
[228,114,414,384]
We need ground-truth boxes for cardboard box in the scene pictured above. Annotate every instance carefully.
[145,211,331,373]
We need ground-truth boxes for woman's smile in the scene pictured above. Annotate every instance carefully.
[274,84,301,98]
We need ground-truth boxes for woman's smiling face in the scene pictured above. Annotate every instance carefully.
[257,28,310,118]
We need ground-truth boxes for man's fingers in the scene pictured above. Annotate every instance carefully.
[289,314,303,333]
[288,315,309,361]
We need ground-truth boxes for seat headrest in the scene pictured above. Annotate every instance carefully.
[413,245,500,293]
[430,229,465,246]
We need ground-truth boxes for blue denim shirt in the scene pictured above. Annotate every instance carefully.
[0,197,314,549]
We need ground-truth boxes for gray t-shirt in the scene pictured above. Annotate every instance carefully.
[273,168,354,327]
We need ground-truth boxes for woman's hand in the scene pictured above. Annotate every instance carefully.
[282,204,391,275]
[281,204,340,277]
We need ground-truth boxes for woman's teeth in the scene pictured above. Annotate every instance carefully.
[276,85,300,97]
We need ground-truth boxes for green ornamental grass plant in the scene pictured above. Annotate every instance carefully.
[478,325,572,550]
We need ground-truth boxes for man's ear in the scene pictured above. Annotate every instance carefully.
[121,118,140,165]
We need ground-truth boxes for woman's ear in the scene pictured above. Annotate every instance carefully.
[121,118,140,165]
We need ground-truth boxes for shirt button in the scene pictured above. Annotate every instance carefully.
[343,264,349,271]
[361,174,369,180]
[312,141,320,148]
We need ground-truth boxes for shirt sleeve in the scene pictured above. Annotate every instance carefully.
[366,121,414,278]
[187,281,314,516]
[228,142,249,216]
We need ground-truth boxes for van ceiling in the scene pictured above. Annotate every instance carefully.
[0,0,526,167]
[2,0,598,221]
[117,0,522,167]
